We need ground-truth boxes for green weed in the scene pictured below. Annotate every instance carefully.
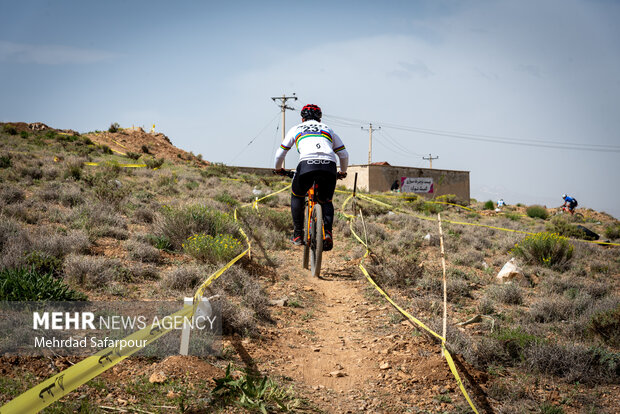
[526,205,549,220]
[212,364,300,412]
[183,233,243,263]
[0,267,87,301]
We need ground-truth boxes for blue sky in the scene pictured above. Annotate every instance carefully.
[2,0,619,218]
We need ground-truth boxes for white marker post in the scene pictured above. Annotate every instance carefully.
[179,297,213,355]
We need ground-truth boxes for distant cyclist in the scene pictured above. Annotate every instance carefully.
[274,104,349,251]
[562,194,578,214]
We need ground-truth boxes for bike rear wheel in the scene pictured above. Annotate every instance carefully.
[310,203,323,278]
[302,205,310,269]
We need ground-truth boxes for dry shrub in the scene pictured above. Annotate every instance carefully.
[0,216,31,269]
[161,264,210,292]
[32,228,90,258]
[125,239,160,263]
[365,250,423,291]
[417,270,473,301]
[38,182,62,202]
[529,293,594,323]
[210,265,271,337]
[235,208,289,251]
[63,254,125,289]
[133,206,155,223]
[155,204,238,251]
[128,263,160,281]
[452,248,485,267]
[487,283,523,305]
[523,343,619,384]
[586,299,620,347]
[70,201,128,239]
[0,185,25,204]
[441,322,509,369]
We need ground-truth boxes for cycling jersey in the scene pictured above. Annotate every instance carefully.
[564,196,576,204]
[274,120,349,172]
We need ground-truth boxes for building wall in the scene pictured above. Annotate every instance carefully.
[340,164,470,203]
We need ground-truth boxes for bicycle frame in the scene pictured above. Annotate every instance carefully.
[305,184,323,244]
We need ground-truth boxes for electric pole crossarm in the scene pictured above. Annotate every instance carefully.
[422,154,439,169]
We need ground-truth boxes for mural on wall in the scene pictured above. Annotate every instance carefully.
[400,177,434,193]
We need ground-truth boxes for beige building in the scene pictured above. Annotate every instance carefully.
[340,164,470,203]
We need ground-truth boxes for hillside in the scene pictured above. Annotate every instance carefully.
[0,122,619,413]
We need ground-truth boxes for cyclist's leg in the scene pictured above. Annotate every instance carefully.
[291,165,314,240]
[315,171,337,233]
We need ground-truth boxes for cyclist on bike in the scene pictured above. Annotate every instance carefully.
[562,194,578,214]
[274,104,349,251]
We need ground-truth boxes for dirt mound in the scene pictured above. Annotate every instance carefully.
[0,121,77,134]
[85,128,209,166]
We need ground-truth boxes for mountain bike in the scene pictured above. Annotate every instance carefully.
[274,169,346,278]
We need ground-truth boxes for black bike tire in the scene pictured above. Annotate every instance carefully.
[310,203,323,278]
[302,205,310,269]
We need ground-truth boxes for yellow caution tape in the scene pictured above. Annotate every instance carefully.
[347,199,480,413]
[240,184,292,210]
[112,140,128,150]
[2,199,257,413]
[442,345,480,414]
[0,304,194,414]
[111,148,127,156]
[83,162,148,168]
[356,193,620,246]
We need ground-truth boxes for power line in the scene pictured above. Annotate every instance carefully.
[230,111,280,164]
[323,113,620,153]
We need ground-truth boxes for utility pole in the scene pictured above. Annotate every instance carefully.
[271,93,297,143]
[361,123,380,165]
[271,93,297,168]
[422,154,439,169]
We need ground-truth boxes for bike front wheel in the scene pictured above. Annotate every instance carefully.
[310,203,323,278]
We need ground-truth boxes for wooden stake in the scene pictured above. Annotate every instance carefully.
[437,213,448,356]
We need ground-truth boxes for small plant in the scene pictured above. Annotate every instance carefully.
[183,233,243,263]
[546,216,589,239]
[2,124,18,135]
[588,304,620,347]
[146,234,173,251]
[141,144,150,154]
[200,163,232,178]
[144,157,165,169]
[99,144,113,155]
[504,212,521,221]
[20,131,29,139]
[483,200,495,210]
[0,267,87,301]
[125,151,141,160]
[512,232,573,268]
[526,205,549,219]
[0,154,11,168]
[604,223,620,240]
[215,192,239,206]
[212,364,299,412]
[108,122,120,133]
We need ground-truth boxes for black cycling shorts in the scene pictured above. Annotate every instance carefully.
[291,160,337,203]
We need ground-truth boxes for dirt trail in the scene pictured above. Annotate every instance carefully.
[242,239,474,413]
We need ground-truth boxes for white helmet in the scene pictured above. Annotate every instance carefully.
[562,194,567,199]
